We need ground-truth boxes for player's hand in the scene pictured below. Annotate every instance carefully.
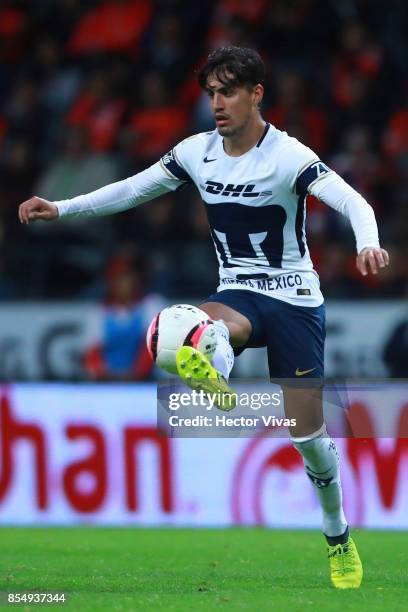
[356,246,390,276]
[18,196,59,224]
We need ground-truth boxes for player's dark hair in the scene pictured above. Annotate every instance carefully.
[197,46,265,91]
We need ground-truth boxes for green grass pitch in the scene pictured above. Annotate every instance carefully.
[1,528,407,611]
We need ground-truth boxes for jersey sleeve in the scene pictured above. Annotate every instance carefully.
[278,138,334,195]
[309,172,380,252]
[279,138,380,252]
[55,159,185,218]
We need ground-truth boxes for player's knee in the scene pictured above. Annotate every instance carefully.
[200,302,252,347]
[225,320,251,346]
[284,386,323,437]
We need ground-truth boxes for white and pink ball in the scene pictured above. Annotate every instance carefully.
[146,304,217,374]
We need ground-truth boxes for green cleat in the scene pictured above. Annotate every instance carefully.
[328,536,363,589]
[176,346,237,411]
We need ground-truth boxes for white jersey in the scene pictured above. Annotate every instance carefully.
[55,123,380,308]
[161,124,328,306]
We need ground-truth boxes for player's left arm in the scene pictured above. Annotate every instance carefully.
[306,169,390,277]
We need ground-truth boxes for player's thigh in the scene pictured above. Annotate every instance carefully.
[263,299,326,380]
[200,290,266,349]
[261,299,325,436]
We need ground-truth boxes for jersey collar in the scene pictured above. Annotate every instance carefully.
[256,122,270,148]
[220,122,271,158]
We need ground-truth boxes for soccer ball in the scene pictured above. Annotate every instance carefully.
[146,304,217,374]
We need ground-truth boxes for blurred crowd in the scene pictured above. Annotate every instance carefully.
[0,0,407,302]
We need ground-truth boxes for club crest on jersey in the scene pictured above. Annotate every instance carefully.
[204,181,261,197]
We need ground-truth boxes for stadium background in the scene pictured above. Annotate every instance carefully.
[0,0,407,545]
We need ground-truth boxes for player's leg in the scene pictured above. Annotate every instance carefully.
[263,297,362,588]
[290,415,362,588]
[175,301,249,408]
[265,300,346,538]
[201,290,268,379]
[283,385,347,537]
[176,291,263,409]
[200,301,252,379]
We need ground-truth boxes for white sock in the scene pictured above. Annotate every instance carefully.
[292,424,347,538]
[211,320,234,379]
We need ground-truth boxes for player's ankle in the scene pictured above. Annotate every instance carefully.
[325,526,349,546]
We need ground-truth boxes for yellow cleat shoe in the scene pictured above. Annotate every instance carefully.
[328,536,363,589]
[176,346,237,411]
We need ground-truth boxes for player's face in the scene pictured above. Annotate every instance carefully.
[206,75,262,137]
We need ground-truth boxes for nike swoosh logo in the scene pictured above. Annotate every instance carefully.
[295,367,317,376]
[203,156,216,163]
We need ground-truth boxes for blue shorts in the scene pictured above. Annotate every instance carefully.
[202,289,325,379]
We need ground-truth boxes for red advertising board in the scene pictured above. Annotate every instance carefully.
[0,384,407,528]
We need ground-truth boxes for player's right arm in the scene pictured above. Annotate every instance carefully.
[18,151,191,224]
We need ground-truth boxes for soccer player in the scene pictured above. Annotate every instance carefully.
[19,46,389,589]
